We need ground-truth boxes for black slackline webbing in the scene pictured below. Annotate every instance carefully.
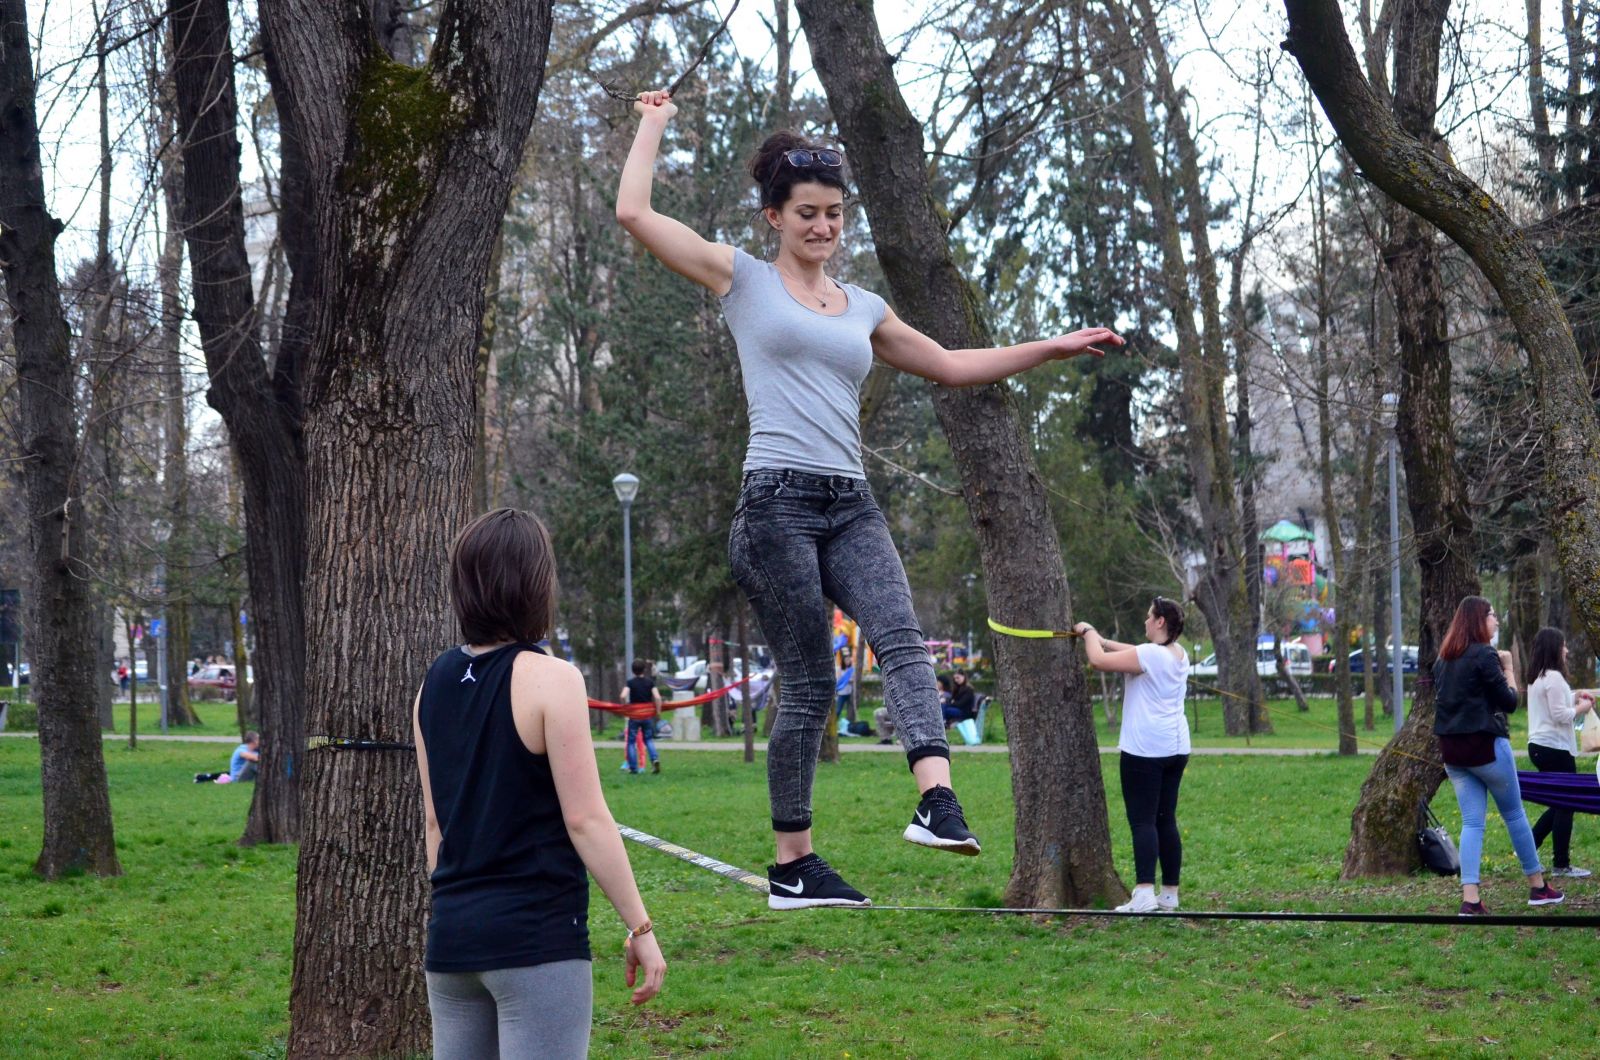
[616,824,1600,929]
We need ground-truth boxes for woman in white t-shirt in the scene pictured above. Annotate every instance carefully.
[1524,627,1595,878]
[1076,597,1191,914]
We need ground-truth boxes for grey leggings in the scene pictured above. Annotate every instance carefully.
[426,960,593,1059]
[730,469,949,832]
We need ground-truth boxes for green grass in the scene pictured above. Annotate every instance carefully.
[2,740,1596,1057]
[107,697,242,737]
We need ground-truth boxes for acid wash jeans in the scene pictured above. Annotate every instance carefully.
[729,469,948,832]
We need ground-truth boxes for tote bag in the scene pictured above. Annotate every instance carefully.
[1418,799,1460,877]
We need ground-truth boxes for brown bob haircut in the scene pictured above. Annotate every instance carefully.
[1438,595,1493,661]
[449,508,558,646]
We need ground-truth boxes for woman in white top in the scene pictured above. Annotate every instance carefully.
[1076,597,1191,913]
[1524,627,1595,878]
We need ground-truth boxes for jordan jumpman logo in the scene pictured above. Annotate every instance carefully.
[461,663,476,684]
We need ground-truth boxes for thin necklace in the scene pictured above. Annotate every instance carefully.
[776,263,836,309]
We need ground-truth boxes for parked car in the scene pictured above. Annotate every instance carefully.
[1192,639,1314,679]
[1329,645,1419,674]
[188,664,237,701]
[674,658,764,694]
[5,662,28,686]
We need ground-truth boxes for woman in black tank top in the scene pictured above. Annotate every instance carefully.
[414,509,666,1057]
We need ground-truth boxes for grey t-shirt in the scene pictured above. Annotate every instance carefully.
[720,248,888,477]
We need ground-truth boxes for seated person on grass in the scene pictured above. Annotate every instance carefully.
[195,730,260,784]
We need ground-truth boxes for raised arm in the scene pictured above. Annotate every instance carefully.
[615,90,734,295]
[870,306,1124,387]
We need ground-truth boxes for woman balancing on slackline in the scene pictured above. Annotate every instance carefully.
[616,89,1124,909]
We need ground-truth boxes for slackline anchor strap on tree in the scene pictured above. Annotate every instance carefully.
[986,617,1084,640]
[616,823,1600,928]
[307,736,416,753]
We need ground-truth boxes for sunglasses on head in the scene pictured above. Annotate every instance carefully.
[784,148,843,168]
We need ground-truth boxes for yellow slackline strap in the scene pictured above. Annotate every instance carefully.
[986,617,1083,640]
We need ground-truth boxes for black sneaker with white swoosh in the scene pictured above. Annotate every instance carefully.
[765,853,872,910]
[902,785,981,855]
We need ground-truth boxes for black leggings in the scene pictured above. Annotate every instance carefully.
[1120,751,1188,886]
[1529,743,1578,868]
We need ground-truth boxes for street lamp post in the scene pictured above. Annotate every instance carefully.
[612,473,640,674]
[152,519,172,735]
[1381,394,1403,734]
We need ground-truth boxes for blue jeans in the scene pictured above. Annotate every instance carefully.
[1444,736,1543,885]
[729,469,948,832]
[624,719,657,771]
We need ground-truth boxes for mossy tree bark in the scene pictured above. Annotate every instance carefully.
[256,0,554,1052]
[0,0,122,880]
[170,0,307,844]
[794,0,1125,908]
[1106,0,1268,735]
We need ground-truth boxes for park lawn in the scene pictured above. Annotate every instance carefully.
[1,696,243,738]
[1,741,1596,1058]
[107,698,243,737]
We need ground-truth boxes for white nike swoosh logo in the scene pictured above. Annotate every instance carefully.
[916,809,931,827]
[772,879,804,894]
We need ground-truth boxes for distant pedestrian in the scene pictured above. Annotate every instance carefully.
[1524,627,1594,879]
[117,662,130,697]
[1433,596,1562,914]
[625,660,662,774]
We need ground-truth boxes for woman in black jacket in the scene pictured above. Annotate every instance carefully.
[1433,596,1562,914]
[944,671,977,725]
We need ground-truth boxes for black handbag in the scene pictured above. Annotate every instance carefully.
[1418,799,1460,876]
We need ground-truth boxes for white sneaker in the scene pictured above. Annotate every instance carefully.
[1551,865,1592,879]
[1115,889,1160,913]
[1156,891,1180,911]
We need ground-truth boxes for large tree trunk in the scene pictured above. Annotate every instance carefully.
[257,1,553,1051]
[1285,0,1600,657]
[86,21,119,735]
[1109,0,1267,735]
[1287,0,1473,876]
[795,0,1124,908]
[170,0,307,844]
[1312,306,1356,754]
[0,0,122,880]
[155,41,198,728]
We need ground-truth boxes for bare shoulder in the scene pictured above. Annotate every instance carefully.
[512,650,585,695]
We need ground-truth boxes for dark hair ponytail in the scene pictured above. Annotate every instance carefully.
[749,130,850,215]
[1151,596,1184,645]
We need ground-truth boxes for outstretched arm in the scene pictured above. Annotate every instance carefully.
[870,307,1124,387]
[615,89,734,295]
[1074,624,1144,675]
